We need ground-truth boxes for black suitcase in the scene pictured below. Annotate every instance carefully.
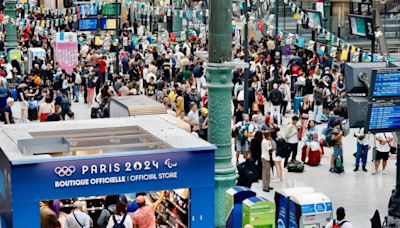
[287,160,304,173]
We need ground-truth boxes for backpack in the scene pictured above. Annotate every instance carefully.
[334,157,344,173]
[239,122,251,145]
[323,128,336,147]
[332,219,348,228]
[34,75,42,85]
[75,73,82,85]
[112,214,126,228]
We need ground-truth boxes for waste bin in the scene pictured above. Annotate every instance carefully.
[289,192,333,228]
[274,187,315,228]
[226,186,256,228]
[242,196,275,228]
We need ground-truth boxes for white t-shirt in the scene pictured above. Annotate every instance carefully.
[326,219,354,228]
[375,132,393,152]
[261,138,276,160]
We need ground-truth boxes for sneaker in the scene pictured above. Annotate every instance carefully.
[362,167,368,172]
[382,170,387,175]
[372,171,377,175]
[329,167,335,173]
[354,167,359,172]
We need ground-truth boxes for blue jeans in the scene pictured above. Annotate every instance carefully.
[355,143,368,168]
[73,85,80,102]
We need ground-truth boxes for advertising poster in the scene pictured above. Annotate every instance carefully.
[349,16,366,36]
[54,32,78,74]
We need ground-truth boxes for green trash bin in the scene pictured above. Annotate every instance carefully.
[242,196,276,228]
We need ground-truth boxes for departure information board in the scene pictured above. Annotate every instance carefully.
[367,101,400,132]
[371,69,400,98]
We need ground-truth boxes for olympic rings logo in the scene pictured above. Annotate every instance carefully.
[54,166,76,177]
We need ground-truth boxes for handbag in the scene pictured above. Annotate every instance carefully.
[384,133,397,154]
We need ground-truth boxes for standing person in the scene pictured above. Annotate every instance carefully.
[1,97,15,124]
[329,120,344,173]
[38,96,54,122]
[72,68,82,103]
[145,76,156,100]
[198,108,209,140]
[98,56,107,84]
[285,116,299,167]
[106,202,133,228]
[354,127,370,172]
[374,132,394,175]
[326,207,354,228]
[250,131,263,180]
[65,201,91,228]
[313,81,324,124]
[185,103,200,134]
[279,79,291,117]
[299,96,313,137]
[40,200,59,228]
[269,83,283,125]
[87,74,96,107]
[234,114,256,163]
[132,191,165,228]
[261,130,274,192]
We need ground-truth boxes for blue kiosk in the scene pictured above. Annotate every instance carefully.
[0,116,216,227]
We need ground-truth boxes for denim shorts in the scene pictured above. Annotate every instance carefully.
[235,139,249,154]
[333,146,343,158]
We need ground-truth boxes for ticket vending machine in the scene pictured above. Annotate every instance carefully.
[274,187,315,228]
[225,186,256,228]
[289,192,333,228]
[242,196,276,228]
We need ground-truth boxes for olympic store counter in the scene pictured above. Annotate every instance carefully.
[0,116,216,227]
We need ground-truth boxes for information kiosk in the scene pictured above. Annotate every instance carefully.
[0,117,215,227]
[274,187,315,228]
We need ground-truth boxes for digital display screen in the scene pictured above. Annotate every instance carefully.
[80,3,98,16]
[367,102,400,132]
[349,15,366,37]
[99,18,118,30]
[78,18,98,31]
[371,69,400,98]
[101,3,121,15]
[305,10,323,28]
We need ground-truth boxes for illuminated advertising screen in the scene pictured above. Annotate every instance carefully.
[370,68,400,98]
[366,101,400,132]
[78,18,98,31]
[99,18,118,30]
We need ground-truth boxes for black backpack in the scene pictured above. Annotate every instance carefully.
[112,214,126,228]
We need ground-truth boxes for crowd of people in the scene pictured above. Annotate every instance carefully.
[0,3,398,228]
[40,191,166,228]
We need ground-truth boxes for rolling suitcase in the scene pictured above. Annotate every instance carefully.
[301,144,322,166]
[287,160,304,173]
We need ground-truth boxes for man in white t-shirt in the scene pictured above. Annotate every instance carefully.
[326,207,354,228]
[374,132,394,175]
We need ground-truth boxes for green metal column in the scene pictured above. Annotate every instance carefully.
[208,0,238,227]
[5,0,18,50]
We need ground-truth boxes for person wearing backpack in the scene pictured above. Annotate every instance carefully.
[234,114,257,163]
[326,207,354,228]
[97,195,118,228]
[313,81,324,124]
[106,201,132,228]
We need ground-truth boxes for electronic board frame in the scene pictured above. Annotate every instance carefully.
[369,68,400,100]
[365,101,400,133]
